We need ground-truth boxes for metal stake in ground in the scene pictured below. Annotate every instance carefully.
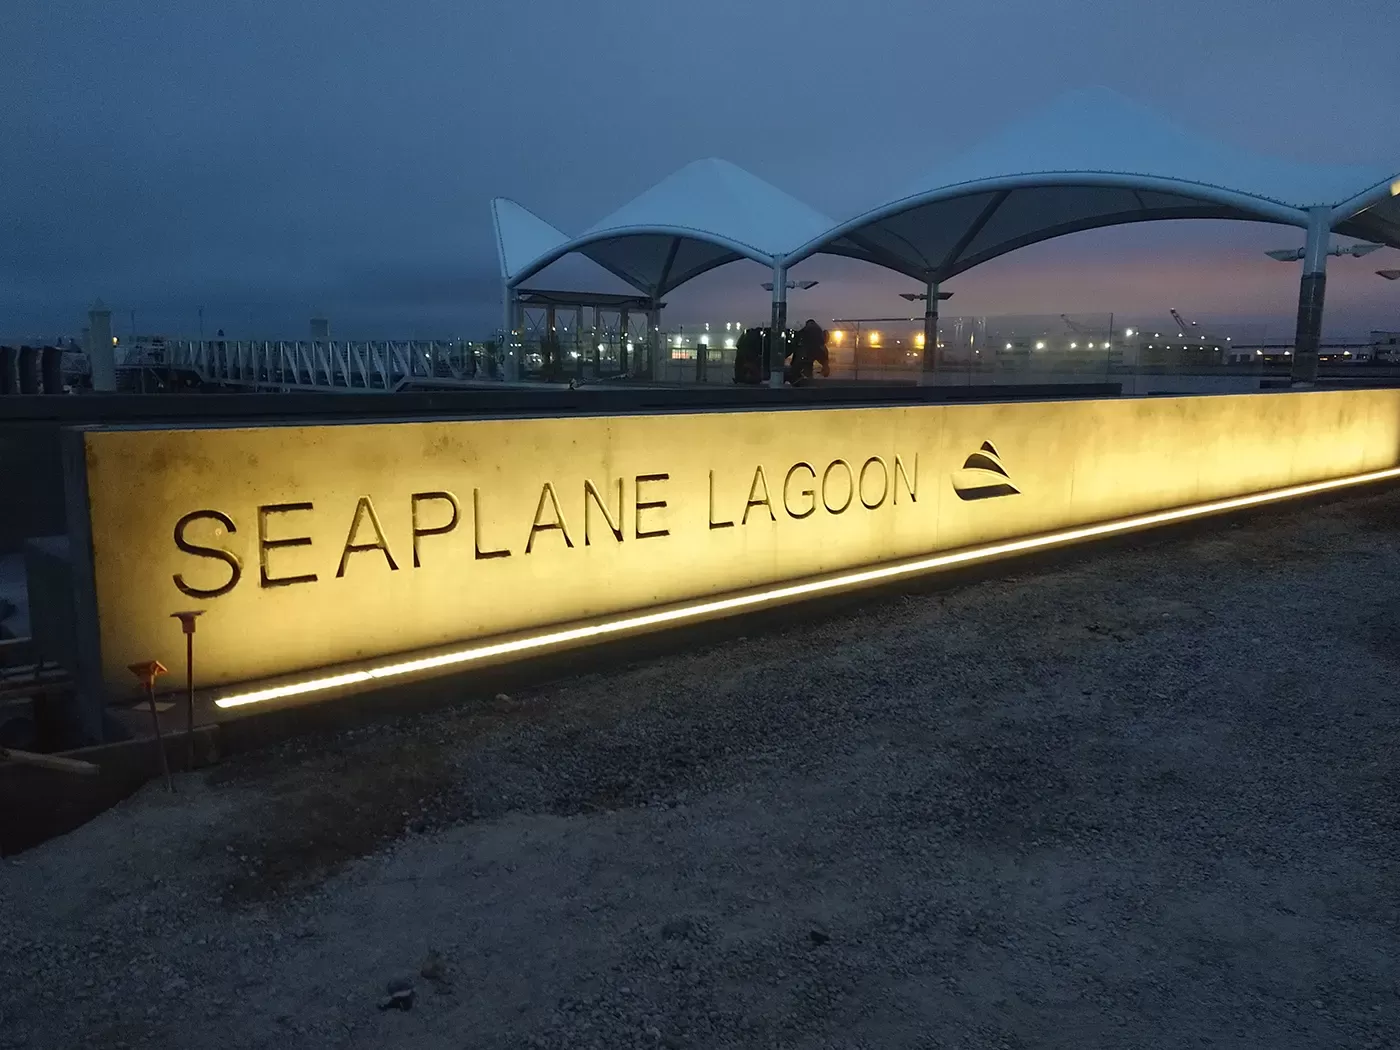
[170,611,204,771]
[127,660,172,792]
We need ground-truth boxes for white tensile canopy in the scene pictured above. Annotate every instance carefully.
[494,158,837,298]
[490,198,573,287]
[783,87,1400,280]
[491,87,1399,383]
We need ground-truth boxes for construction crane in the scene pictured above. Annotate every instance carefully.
[1060,314,1089,335]
[1169,309,1198,337]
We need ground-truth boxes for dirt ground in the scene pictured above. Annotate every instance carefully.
[3,487,1399,1049]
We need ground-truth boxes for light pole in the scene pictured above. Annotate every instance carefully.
[1265,238,1381,385]
[900,289,954,384]
[760,278,819,386]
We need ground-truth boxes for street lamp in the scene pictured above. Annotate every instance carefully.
[760,280,819,291]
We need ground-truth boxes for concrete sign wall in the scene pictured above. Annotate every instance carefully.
[64,390,1400,703]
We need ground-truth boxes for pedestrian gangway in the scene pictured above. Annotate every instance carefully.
[115,339,501,392]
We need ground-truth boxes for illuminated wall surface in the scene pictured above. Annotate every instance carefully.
[70,390,1400,699]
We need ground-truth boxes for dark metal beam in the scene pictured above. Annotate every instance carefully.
[654,238,683,298]
[938,190,1011,276]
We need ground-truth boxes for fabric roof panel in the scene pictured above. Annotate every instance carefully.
[491,199,573,283]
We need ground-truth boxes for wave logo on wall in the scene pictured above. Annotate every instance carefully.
[952,441,1021,501]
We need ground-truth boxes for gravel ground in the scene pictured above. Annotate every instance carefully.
[3,486,1399,1049]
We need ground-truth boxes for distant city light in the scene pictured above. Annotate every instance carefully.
[831,330,844,344]
[1035,341,1046,350]
[1005,342,1013,350]
[914,333,926,349]
[724,338,736,349]
[626,342,634,353]
[1125,328,1135,337]
[868,331,882,347]
[1070,342,1078,349]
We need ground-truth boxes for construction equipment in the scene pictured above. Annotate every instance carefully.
[1169,309,1198,337]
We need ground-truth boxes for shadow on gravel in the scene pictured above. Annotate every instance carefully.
[1341,490,1400,533]
[206,729,465,904]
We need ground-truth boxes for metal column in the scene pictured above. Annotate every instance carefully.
[920,277,939,386]
[646,301,661,379]
[768,265,788,387]
[619,308,630,374]
[502,282,518,381]
[1290,207,1330,386]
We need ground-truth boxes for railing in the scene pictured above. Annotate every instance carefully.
[101,319,1386,395]
[115,340,502,392]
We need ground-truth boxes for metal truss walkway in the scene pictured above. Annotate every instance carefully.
[115,339,500,392]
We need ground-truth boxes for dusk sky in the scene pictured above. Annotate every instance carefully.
[3,0,1398,342]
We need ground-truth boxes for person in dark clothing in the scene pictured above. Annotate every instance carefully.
[733,326,767,385]
[786,319,830,384]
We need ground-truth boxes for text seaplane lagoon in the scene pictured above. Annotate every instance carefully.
[167,452,956,600]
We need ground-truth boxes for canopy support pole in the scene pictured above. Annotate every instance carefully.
[647,300,661,380]
[920,277,940,387]
[1290,206,1330,387]
[768,265,787,388]
[501,281,518,381]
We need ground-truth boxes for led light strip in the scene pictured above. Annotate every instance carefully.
[215,465,1400,710]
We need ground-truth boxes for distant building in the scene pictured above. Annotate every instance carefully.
[1371,331,1400,361]
[310,316,331,340]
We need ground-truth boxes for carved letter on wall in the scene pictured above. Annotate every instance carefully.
[173,509,243,599]
[783,463,817,520]
[473,488,511,560]
[635,473,670,539]
[258,503,318,588]
[895,454,918,503]
[708,470,734,530]
[584,479,624,545]
[742,466,776,524]
[859,457,889,510]
[336,496,400,577]
[822,460,854,515]
[411,491,460,568]
[526,482,574,553]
